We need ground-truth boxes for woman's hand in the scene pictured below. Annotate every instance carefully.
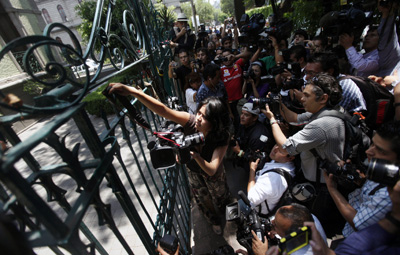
[108,83,135,97]
[190,150,201,160]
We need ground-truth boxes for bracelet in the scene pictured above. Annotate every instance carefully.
[238,150,244,157]
[394,102,400,108]
[270,119,278,125]
[385,212,400,229]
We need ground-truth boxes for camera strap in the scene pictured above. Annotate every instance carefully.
[258,168,293,218]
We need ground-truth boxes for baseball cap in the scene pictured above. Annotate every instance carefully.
[242,103,260,116]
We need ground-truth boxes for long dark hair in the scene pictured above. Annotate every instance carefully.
[197,97,231,146]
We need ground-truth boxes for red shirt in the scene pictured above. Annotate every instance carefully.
[221,58,244,101]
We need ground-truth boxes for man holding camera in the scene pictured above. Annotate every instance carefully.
[168,49,192,94]
[339,26,379,77]
[232,103,271,171]
[221,48,251,133]
[263,73,346,237]
[169,13,195,54]
[246,144,295,217]
[324,121,400,238]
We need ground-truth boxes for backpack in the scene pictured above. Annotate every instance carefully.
[257,168,294,218]
[310,108,371,192]
[339,76,394,132]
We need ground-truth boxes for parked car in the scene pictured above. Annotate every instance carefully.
[72,59,99,75]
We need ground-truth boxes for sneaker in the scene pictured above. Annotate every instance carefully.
[212,224,222,235]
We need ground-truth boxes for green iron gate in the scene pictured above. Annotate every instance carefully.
[0,0,190,254]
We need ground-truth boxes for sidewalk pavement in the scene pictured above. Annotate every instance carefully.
[13,115,249,255]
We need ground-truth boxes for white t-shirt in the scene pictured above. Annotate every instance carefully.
[248,160,295,215]
[185,88,197,114]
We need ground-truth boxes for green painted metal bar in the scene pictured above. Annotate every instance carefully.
[0,0,192,254]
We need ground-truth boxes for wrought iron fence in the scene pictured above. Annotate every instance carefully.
[0,0,188,254]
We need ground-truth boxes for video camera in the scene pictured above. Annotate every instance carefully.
[147,121,205,169]
[319,5,373,44]
[238,13,269,51]
[226,191,278,254]
[366,158,399,187]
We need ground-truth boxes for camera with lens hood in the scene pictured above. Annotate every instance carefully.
[366,158,399,187]
[226,191,278,254]
[147,121,205,169]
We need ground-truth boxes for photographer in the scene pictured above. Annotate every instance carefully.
[289,29,309,48]
[169,13,195,54]
[168,49,192,94]
[323,121,400,238]
[377,0,400,77]
[263,73,346,237]
[247,144,296,217]
[303,52,367,114]
[232,103,272,171]
[222,17,239,50]
[250,35,285,75]
[236,204,327,255]
[242,61,270,102]
[191,47,210,74]
[107,85,232,235]
[221,48,252,133]
[307,35,328,55]
[300,179,400,255]
[339,26,379,77]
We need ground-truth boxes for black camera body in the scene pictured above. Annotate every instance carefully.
[159,234,179,254]
[366,158,400,187]
[252,93,280,109]
[270,62,304,91]
[320,6,373,43]
[147,121,205,169]
[320,160,361,188]
[214,56,228,65]
[226,191,277,254]
[238,13,267,50]
[244,150,267,170]
[243,69,257,81]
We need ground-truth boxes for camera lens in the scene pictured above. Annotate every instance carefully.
[253,98,270,109]
[366,158,400,187]
[228,208,238,219]
[184,132,205,146]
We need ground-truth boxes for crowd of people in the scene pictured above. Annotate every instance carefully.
[110,1,400,254]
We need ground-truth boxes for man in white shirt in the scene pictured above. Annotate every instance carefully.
[247,144,296,216]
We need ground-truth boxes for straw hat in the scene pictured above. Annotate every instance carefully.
[177,13,189,22]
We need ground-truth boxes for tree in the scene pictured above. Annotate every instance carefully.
[181,0,215,26]
[154,0,177,31]
[220,0,235,16]
[75,0,129,47]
